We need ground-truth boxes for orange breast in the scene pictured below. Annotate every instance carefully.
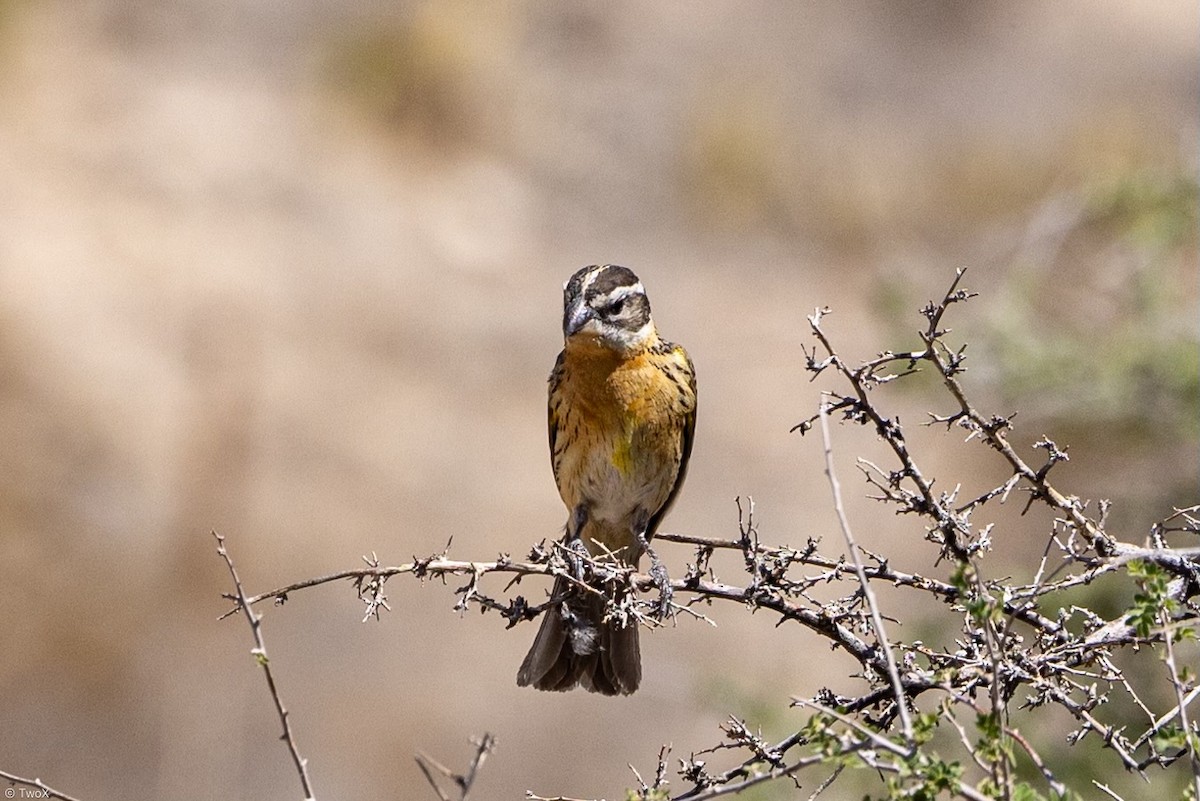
[551,345,689,559]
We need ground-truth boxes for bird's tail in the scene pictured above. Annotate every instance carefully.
[516,575,641,696]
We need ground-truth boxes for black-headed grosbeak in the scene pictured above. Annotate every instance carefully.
[517,264,697,695]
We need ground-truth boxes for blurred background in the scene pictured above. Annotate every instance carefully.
[0,1,1196,798]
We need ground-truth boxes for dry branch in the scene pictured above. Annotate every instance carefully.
[213,530,315,801]
[212,271,1199,800]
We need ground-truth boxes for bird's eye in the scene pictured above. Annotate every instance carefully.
[608,297,627,315]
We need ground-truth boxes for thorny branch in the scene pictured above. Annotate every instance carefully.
[213,530,316,801]
[416,733,496,801]
[0,770,83,801]
[214,271,1198,800]
[818,397,914,741]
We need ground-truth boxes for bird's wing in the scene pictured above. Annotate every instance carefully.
[645,343,696,539]
[547,349,567,490]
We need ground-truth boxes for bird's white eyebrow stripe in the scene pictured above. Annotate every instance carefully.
[598,282,645,303]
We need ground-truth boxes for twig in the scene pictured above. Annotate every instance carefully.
[657,530,1064,636]
[221,547,631,621]
[818,396,914,741]
[1160,610,1200,798]
[1131,685,1200,751]
[671,752,823,801]
[219,558,554,618]
[791,699,992,801]
[416,734,495,801]
[0,770,83,801]
[213,531,315,800]
[805,765,843,800]
[1092,780,1127,800]
[461,733,496,796]
[220,549,892,682]
[1005,726,1066,797]
[417,756,454,801]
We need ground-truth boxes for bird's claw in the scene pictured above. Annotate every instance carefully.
[565,536,590,581]
[648,559,673,620]
[636,529,673,621]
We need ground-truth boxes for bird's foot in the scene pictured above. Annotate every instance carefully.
[565,536,591,581]
[565,503,592,580]
[637,532,673,621]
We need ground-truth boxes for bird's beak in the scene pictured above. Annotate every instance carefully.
[564,302,594,337]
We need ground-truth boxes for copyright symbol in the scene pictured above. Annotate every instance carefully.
[5,787,15,798]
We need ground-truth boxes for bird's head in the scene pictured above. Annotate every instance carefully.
[561,264,656,354]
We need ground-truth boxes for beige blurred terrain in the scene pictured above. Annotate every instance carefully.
[0,2,1196,798]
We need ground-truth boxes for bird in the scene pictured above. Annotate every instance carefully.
[517,264,696,695]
